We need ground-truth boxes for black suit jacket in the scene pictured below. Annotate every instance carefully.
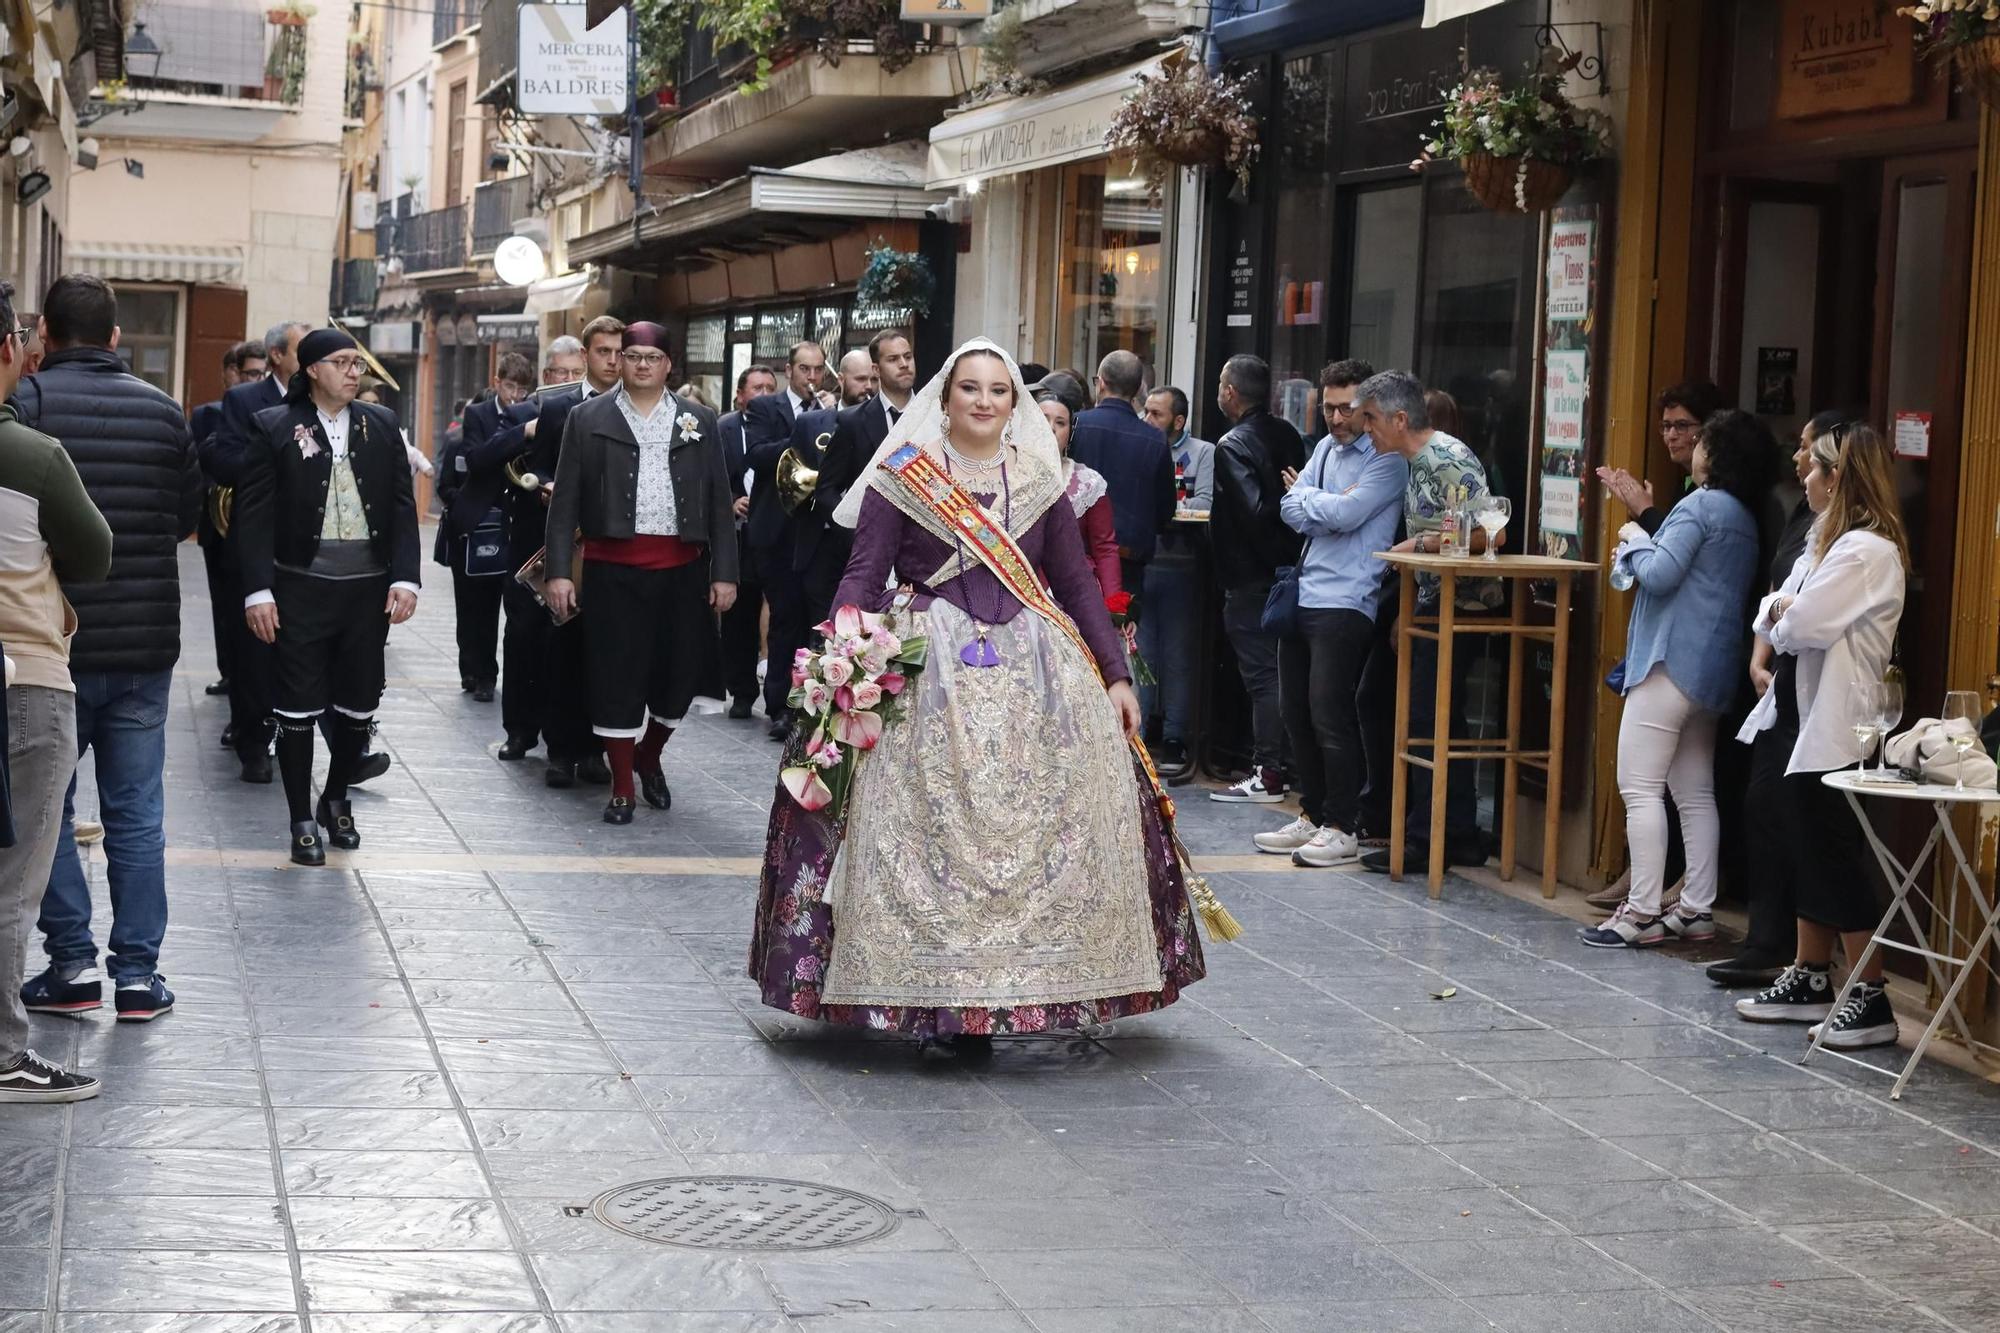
[235,397,422,597]
[192,400,223,545]
[742,393,798,552]
[446,396,538,538]
[784,406,840,573]
[477,382,590,564]
[203,375,285,486]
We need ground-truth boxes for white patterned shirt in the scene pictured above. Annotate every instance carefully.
[617,387,680,537]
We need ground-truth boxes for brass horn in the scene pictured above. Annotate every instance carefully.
[504,454,543,492]
[207,485,234,538]
[776,431,832,514]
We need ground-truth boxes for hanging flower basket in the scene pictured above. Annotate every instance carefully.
[858,242,934,318]
[1900,4,2000,103]
[1461,153,1576,214]
[1418,56,1608,215]
[1951,32,2000,100]
[1105,58,1260,198]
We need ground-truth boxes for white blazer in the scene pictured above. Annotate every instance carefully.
[1737,527,1904,774]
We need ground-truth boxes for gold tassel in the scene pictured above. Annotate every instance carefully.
[1185,869,1243,943]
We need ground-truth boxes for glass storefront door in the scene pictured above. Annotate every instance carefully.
[1054,158,1163,380]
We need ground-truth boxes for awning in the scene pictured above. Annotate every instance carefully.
[1423,0,1507,23]
[569,145,936,267]
[926,52,1170,189]
[523,268,595,315]
[70,241,246,285]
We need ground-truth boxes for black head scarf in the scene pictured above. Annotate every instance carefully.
[286,328,361,404]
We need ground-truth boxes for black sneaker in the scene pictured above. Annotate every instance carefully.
[21,963,103,1014]
[1808,982,1900,1050]
[0,1049,101,1103]
[114,975,175,1023]
[1735,964,1834,1023]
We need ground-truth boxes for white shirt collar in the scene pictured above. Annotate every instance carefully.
[316,404,351,457]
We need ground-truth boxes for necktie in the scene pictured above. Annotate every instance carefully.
[888,406,901,425]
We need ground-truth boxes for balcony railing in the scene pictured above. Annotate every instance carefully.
[471,176,533,255]
[127,4,311,106]
[335,257,378,315]
[432,0,476,48]
[378,204,467,274]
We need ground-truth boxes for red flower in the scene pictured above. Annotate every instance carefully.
[790,985,820,1017]
[960,1008,992,1035]
[1105,591,1134,615]
[1013,1005,1048,1033]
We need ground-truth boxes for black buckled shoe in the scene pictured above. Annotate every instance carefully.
[545,761,577,789]
[498,735,535,762]
[290,820,325,867]
[603,795,636,825]
[639,771,671,811]
[315,798,360,851]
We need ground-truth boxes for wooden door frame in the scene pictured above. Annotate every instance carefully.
[1709,179,1844,411]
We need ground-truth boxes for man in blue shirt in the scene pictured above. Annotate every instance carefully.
[1069,349,1176,595]
[1256,359,1405,867]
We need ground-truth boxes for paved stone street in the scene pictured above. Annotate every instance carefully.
[4,545,1998,1333]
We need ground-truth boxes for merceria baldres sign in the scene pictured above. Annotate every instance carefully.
[518,4,629,116]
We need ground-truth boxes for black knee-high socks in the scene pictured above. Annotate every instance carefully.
[322,715,372,804]
[276,717,317,824]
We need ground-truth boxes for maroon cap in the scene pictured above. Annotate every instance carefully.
[621,322,671,354]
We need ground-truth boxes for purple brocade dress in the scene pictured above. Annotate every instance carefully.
[747,487,1205,1039]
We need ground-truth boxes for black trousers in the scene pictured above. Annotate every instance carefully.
[582,557,713,737]
[544,616,595,764]
[201,536,233,683]
[757,543,806,719]
[1279,606,1376,831]
[449,534,504,687]
[500,578,548,743]
[272,572,390,718]
[1742,722,1802,954]
[221,542,277,758]
[799,529,852,633]
[720,530,762,706]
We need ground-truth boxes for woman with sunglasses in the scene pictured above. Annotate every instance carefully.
[1733,422,1908,1048]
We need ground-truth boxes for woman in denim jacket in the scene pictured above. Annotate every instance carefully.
[1583,411,1773,949]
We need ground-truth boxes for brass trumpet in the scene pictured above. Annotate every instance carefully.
[776,430,832,515]
[207,485,233,538]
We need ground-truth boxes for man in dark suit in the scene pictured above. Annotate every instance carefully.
[234,329,420,865]
[791,348,879,623]
[1068,348,1177,595]
[193,339,264,700]
[471,317,624,781]
[809,329,915,620]
[445,354,536,702]
[717,363,778,719]
[205,321,309,783]
[541,323,737,825]
[743,390,805,740]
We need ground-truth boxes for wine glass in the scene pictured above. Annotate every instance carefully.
[1476,496,1510,564]
[1873,679,1904,776]
[1849,682,1882,777]
[1943,690,1983,792]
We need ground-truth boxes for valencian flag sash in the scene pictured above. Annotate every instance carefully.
[877,444,1242,941]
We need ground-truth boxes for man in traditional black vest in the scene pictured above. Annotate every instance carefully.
[206,321,306,782]
[472,316,623,783]
[235,329,421,865]
[543,322,737,824]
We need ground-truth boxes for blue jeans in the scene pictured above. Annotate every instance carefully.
[39,671,172,983]
[1137,560,1199,744]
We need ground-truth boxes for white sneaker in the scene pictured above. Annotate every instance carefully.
[1253,816,1319,855]
[1292,827,1360,867]
[1211,773,1284,804]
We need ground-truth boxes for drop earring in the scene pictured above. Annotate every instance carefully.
[1001,419,1015,451]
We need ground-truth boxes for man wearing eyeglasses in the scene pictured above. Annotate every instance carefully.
[234,328,420,866]
[543,321,738,825]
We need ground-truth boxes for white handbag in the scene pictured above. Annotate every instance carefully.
[1883,717,1999,790]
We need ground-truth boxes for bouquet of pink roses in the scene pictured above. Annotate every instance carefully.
[780,604,927,815]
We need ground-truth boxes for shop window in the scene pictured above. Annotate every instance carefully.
[754,307,806,361]
[1270,51,1338,436]
[685,314,728,410]
[112,286,181,398]
[812,306,845,365]
[849,302,914,349]
[1343,183,1421,405]
[1054,158,1163,381]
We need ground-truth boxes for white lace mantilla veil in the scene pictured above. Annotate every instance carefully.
[831,337,1066,586]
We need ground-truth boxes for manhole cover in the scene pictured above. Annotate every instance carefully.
[589,1176,903,1251]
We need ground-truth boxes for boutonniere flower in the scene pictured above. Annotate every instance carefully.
[293,424,321,460]
[677,412,702,442]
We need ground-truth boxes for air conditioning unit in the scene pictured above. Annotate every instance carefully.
[353,190,379,230]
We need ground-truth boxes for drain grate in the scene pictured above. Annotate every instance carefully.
[589,1175,903,1252]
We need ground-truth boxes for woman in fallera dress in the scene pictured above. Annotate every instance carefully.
[748,339,1205,1055]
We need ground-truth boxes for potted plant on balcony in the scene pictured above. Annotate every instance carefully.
[1104,57,1260,200]
[266,19,309,103]
[858,240,934,318]
[1417,54,1610,214]
[266,1,315,24]
[698,0,918,89]
[1900,1,2000,102]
